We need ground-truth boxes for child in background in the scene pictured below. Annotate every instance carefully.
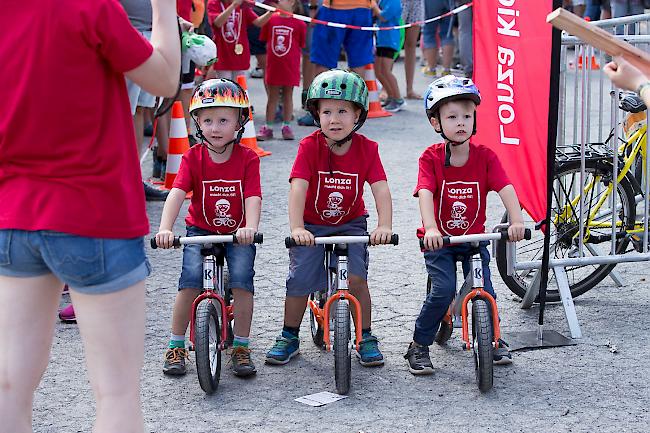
[257,0,307,140]
[156,79,262,378]
[371,0,404,112]
[208,0,273,80]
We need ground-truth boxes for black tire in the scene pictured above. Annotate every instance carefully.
[333,300,351,395]
[195,300,222,394]
[309,290,326,348]
[495,158,636,302]
[472,298,493,393]
[429,275,453,345]
[224,287,234,347]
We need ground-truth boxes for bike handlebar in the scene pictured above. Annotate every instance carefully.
[150,233,263,249]
[285,234,399,248]
[418,229,531,249]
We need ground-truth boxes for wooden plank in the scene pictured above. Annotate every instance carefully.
[547,8,650,76]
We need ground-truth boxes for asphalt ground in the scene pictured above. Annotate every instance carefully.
[35,61,650,433]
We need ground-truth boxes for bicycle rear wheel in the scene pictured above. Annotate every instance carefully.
[495,159,636,302]
[333,300,351,395]
[472,298,493,393]
[195,300,222,394]
[309,290,326,348]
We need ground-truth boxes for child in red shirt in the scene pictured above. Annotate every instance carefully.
[207,0,272,80]
[155,79,262,378]
[257,0,307,141]
[265,70,394,367]
[404,75,525,375]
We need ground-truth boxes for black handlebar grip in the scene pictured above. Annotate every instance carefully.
[390,234,399,245]
[524,228,532,240]
[285,237,298,248]
[150,238,158,249]
[442,237,451,246]
[419,238,424,249]
[499,228,533,241]
[173,237,181,247]
[253,233,264,244]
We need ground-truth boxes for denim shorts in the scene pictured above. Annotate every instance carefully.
[286,216,369,296]
[0,230,151,294]
[310,7,374,69]
[179,226,256,293]
[422,0,454,49]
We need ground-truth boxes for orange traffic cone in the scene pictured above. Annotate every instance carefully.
[163,101,191,190]
[235,75,271,157]
[363,64,392,119]
[577,18,600,70]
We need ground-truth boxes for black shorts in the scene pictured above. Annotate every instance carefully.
[182,60,196,85]
[248,25,266,56]
[376,47,397,59]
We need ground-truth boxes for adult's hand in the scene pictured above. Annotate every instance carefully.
[603,57,648,92]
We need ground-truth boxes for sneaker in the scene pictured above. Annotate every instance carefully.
[163,347,189,375]
[143,182,169,201]
[384,98,406,113]
[421,66,436,77]
[493,339,512,365]
[404,343,434,375]
[281,125,295,140]
[265,331,300,365]
[58,304,76,323]
[355,333,384,367]
[256,125,273,141]
[297,111,316,127]
[231,346,257,377]
[250,67,264,79]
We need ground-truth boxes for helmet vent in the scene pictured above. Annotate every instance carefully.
[321,82,328,88]
[340,83,347,90]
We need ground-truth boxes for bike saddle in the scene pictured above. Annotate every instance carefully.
[619,92,647,113]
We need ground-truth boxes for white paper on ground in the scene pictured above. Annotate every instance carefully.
[294,391,348,407]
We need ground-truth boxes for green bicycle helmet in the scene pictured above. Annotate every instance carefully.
[305,69,369,131]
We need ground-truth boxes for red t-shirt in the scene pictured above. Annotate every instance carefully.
[414,143,510,237]
[0,0,153,238]
[260,14,306,87]
[208,0,258,71]
[173,144,262,233]
[177,0,193,21]
[290,131,387,226]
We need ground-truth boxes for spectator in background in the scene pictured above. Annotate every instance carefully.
[422,0,454,77]
[586,0,612,20]
[564,0,586,17]
[372,0,405,112]
[611,0,644,19]
[401,0,424,99]
[455,0,472,77]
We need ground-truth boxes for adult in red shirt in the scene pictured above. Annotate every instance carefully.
[0,1,180,432]
[207,0,272,80]
[257,0,307,141]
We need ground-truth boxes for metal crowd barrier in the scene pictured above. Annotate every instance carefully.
[507,13,650,339]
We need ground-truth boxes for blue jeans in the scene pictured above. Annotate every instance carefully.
[0,229,150,294]
[178,226,256,293]
[413,241,494,346]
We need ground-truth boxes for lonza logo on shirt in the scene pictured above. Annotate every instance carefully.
[271,25,293,57]
[202,180,244,232]
[439,180,480,236]
[315,171,359,224]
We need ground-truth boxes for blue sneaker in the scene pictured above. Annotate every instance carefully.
[297,111,316,126]
[265,331,300,365]
[355,333,384,367]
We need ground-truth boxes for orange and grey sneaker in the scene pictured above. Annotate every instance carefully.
[163,347,189,376]
[231,346,257,377]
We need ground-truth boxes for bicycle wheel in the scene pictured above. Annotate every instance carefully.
[429,275,453,345]
[195,300,222,394]
[224,287,234,347]
[471,298,493,393]
[333,300,351,395]
[495,159,637,302]
[309,290,326,348]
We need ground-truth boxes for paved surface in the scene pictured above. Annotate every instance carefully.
[35,63,650,433]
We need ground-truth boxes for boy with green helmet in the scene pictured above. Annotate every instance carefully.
[266,70,394,367]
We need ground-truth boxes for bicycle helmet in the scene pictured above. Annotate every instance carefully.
[424,75,481,119]
[189,78,250,152]
[305,69,369,133]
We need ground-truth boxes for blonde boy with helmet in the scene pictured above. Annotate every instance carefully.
[155,78,263,378]
[404,74,526,375]
[265,69,394,367]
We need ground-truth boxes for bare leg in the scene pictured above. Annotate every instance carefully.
[313,64,328,78]
[441,44,454,71]
[302,54,315,89]
[134,107,146,157]
[154,108,170,159]
[348,275,371,329]
[70,282,147,433]
[232,288,253,337]
[0,274,63,433]
[265,86,281,125]
[404,25,421,98]
[423,46,438,71]
[282,295,309,328]
[179,88,193,131]
[170,288,201,336]
[282,86,294,122]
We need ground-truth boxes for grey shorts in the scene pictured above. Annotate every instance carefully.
[402,0,424,25]
[286,216,369,296]
[126,30,156,115]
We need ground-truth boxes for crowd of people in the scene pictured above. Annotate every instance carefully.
[2,0,650,432]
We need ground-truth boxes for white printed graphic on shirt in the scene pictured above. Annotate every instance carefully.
[222,10,242,43]
[202,179,244,233]
[438,181,480,236]
[271,25,293,57]
[315,171,359,224]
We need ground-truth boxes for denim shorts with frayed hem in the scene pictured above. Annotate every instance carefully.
[0,230,150,295]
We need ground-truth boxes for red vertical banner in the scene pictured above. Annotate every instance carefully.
[473,0,554,223]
